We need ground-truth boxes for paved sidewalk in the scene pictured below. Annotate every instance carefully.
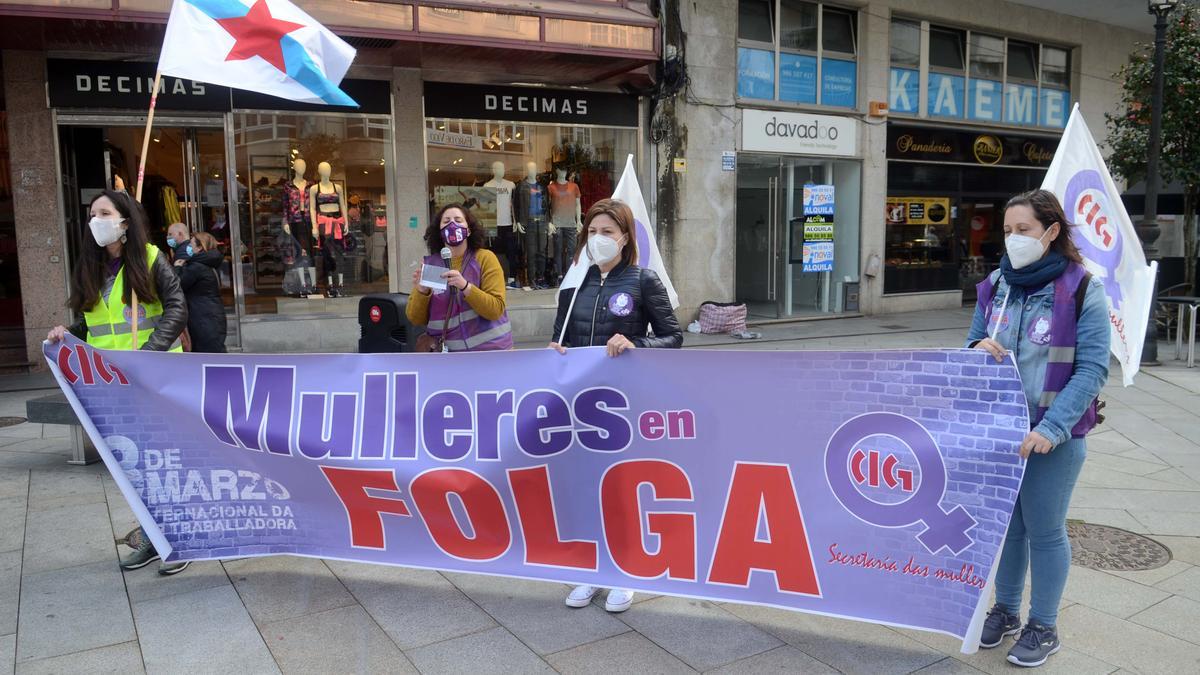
[2,309,1199,674]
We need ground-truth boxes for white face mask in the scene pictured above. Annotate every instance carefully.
[1005,227,1053,269]
[587,234,624,265]
[89,216,126,247]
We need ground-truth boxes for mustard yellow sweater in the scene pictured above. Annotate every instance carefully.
[406,248,507,325]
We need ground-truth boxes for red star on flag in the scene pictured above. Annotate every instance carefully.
[216,0,305,73]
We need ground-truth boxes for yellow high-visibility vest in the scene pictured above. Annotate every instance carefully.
[83,244,182,352]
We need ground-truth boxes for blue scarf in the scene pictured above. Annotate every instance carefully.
[999,250,1068,293]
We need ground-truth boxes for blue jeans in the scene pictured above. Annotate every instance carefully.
[995,438,1086,626]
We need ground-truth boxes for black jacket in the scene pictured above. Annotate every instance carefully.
[553,262,682,349]
[69,251,188,351]
[175,250,228,353]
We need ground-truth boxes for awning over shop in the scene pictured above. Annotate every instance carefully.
[0,0,659,87]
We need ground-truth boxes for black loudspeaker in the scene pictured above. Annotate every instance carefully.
[358,293,423,353]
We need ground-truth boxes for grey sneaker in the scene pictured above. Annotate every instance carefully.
[980,604,1021,648]
[1007,621,1061,667]
[119,538,160,570]
[158,560,191,576]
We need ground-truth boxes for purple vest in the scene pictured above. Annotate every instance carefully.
[423,251,513,352]
[976,263,1098,438]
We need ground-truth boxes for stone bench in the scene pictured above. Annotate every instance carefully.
[25,393,99,465]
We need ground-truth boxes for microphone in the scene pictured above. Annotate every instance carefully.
[440,247,454,294]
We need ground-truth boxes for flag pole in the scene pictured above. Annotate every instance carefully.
[130,69,162,349]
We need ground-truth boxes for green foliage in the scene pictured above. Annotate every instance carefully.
[1106,2,1200,190]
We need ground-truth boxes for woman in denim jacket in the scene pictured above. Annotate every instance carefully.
[966,189,1109,668]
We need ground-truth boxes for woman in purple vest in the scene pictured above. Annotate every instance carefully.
[406,204,513,351]
[967,189,1109,667]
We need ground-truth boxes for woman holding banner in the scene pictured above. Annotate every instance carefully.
[967,189,1109,667]
[407,204,513,352]
[550,198,682,612]
[46,189,189,575]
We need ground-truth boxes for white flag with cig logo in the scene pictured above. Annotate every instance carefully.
[1041,104,1158,386]
[559,154,679,308]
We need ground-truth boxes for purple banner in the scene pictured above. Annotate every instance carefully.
[45,339,1029,652]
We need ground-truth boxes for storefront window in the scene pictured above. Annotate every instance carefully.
[233,112,393,314]
[424,118,637,289]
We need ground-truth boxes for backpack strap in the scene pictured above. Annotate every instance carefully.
[1074,272,1092,323]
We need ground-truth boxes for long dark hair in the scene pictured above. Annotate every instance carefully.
[574,198,640,268]
[69,190,157,312]
[424,203,485,255]
[1004,189,1084,264]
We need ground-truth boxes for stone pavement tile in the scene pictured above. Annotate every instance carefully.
[1129,595,1200,646]
[545,631,693,674]
[326,560,495,650]
[619,597,782,672]
[1143,468,1200,490]
[0,451,69,470]
[1061,566,1171,618]
[0,550,20,636]
[21,501,114,575]
[1084,433,1138,455]
[1075,466,1200,492]
[443,572,628,655]
[1070,488,1200,513]
[134,584,279,674]
[1,634,13,675]
[260,605,417,675]
[15,641,144,675]
[16,561,135,662]
[1085,453,1171,477]
[225,556,357,625]
[1106,559,1193,586]
[0,468,28,499]
[719,604,936,675]
[1057,604,1200,673]
[27,468,105,511]
[123,560,230,605]
[405,626,553,675]
[0,423,47,440]
[0,495,26,552]
[1152,535,1200,565]
[1067,507,1148,534]
[708,644,838,674]
[1155,565,1200,602]
[1129,510,1200,537]
[909,657,987,674]
[894,626,1118,675]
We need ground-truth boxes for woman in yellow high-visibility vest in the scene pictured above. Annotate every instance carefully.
[47,189,190,575]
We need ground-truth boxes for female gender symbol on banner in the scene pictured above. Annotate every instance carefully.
[1064,169,1123,309]
[824,412,977,555]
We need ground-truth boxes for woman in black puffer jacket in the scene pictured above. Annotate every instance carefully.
[550,198,681,613]
[173,231,228,353]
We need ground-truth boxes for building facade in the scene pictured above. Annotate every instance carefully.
[0,0,1152,366]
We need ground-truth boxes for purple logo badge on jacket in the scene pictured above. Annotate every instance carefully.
[608,292,633,317]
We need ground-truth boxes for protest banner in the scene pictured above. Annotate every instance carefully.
[45,340,1028,653]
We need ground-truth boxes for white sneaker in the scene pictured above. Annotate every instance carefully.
[565,585,601,608]
[605,589,635,613]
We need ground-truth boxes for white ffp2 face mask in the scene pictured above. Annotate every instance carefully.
[586,234,624,265]
[1005,227,1052,269]
[89,217,126,247]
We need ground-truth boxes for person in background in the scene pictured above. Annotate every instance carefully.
[406,204,513,351]
[174,231,228,353]
[967,189,1109,668]
[46,189,189,576]
[166,221,190,258]
[551,198,682,612]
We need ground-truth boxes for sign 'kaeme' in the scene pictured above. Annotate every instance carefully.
[46,339,1030,654]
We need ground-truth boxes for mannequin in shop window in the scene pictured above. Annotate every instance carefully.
[309,161,349,297]
[549,166,582,282]
[282,157,317,296]
[516,161,551,289]
[484,161,521,289]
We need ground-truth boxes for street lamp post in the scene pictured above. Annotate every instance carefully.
[1139,0,1178,365]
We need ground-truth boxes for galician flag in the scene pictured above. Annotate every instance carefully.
[1041,104,1158,385]
[560,154,679,307]
[159,0,357,107]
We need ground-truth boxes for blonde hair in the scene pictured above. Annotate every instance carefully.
[193,232,220,253]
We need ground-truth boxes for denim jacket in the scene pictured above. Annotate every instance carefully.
[966,270,1110,447]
